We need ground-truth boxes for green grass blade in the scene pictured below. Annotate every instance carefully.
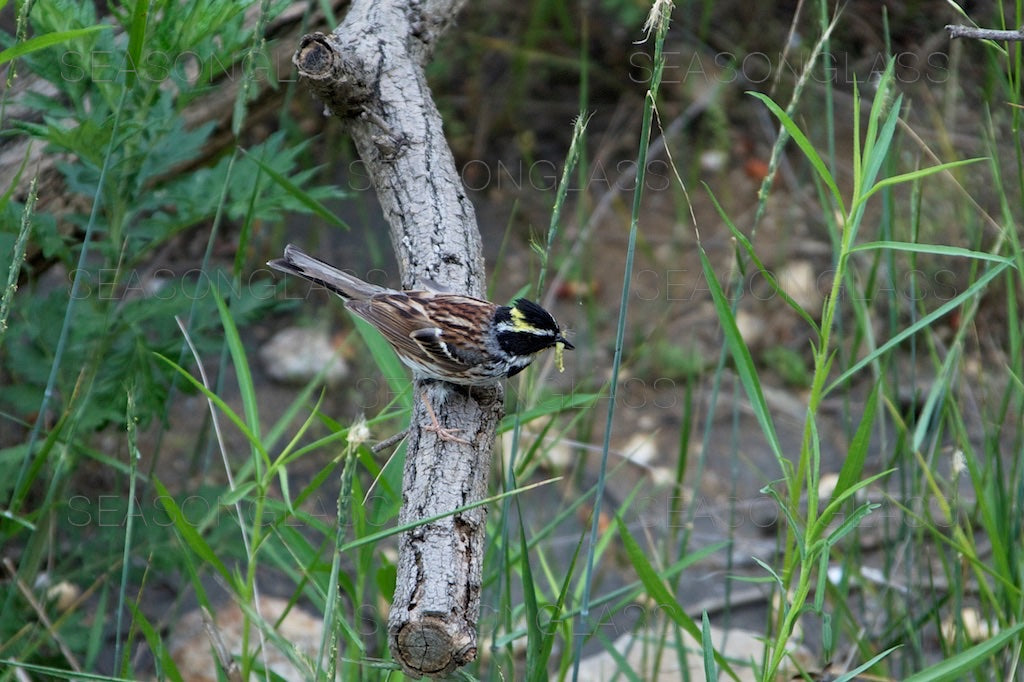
[0,26,111,65]
[536,111,588,295]
[128,601,184,682]
[617,516,741,681]
[0,661,137,681]
[849,239,1011,264]
[338,477,559,553]
[826,260,1012,393]
[0,175,35,347]
[591,628,643,682]
[701,611,718,681]
[517,498,545,682]
[153,478,234,586]
[698,244,784,462]
[351,316,413,409]
[242,149,349,228]
[814,469,893,540]
[153,352,266,459]
[563,543,728,623]
[536,531,584,677]
[499,391,598,431]
[859,63,900,203]
[902,621,1024,681]
[213,289,262,447]
[124,0,150,90]
[855,158,987,209]
[831,645,900,682]
[114,389,143,669]
[829,382,878,505]
[709,186,820,333]
[747,90,845,215]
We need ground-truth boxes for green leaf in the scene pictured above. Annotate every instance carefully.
[617,516,741,681]
[849,239,1012,264]
[701,612,718,681]
[830,383,878,506]
[153,478,233,585]
[903,621,1024,681]
[699,244,784,463]
[242,149,348,228]
[0,25,112,65]
[747,90,845,215]
[826,260,1013,393]
[709,186,820,333]
[125,0,150,90]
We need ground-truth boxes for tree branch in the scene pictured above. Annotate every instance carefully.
[293,1,502,678]
[945,24,1024,41]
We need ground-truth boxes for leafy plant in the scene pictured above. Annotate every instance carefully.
[0,0,345,674]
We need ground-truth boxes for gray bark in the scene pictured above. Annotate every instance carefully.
[293,2,501,677]
[945,24,1024,41]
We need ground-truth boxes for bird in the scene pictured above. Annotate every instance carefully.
[267,244,573,440]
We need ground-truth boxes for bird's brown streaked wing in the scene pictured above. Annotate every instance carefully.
[346,293,493,373]
[409,327,472,373]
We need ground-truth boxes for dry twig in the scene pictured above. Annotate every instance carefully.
[945,24,1024,41]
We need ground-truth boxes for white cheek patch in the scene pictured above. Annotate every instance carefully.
[496,321,551,336]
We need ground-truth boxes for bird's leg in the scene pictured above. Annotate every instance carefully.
[420,390,469,444]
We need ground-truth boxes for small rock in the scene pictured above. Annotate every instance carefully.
[699,149,728,173]
[817,472,839,499]
[777,260,822,312]
[46,581,80,612]
[734,309,764,346]
[621,432,657,466]
[260,326,348,386]
[942,607,999,643]
[577,621,812,681]
[166,596,329,682]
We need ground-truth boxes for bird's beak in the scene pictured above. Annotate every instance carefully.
[557,335,574,350]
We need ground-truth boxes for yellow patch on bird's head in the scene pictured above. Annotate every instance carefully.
[509,306,536,332]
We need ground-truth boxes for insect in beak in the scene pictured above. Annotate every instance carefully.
[554,336,572,372]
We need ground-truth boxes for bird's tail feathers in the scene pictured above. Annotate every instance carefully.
[267,244,387,300]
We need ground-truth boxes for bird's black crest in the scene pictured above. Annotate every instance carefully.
[511,298,559,331]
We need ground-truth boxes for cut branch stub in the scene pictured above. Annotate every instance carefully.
[392,616,477,676]
[292,32,373,116]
